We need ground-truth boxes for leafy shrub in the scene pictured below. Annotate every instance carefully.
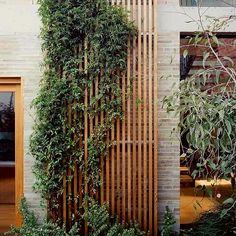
[7,198,79,236]
[188,205,236,236]
[161,206,176,236]
[83,200,111,236]
[8,198,146,236]
[84,199,147,236]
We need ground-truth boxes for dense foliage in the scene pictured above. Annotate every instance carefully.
[8,198,79,236]
[27,0,138,233]
[187,205,236,236]
[30,0,136,204]
[83,200,146,236]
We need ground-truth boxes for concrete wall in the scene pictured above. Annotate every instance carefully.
[0,0,42,216]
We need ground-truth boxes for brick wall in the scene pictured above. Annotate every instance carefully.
[157,31,180,230]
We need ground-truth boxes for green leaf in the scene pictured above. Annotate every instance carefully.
[215,70,221,83]
[225,119,232,135]
[208,160,216,170]
[183,49,188,58]
[196,163,203,168]
[223,56,234,66]
[220,208,229,218]
[203,52,210,68]
[192,170,198,179]
[194,131,199,146]
[205,187,213,198]
[212,35,219,45]
[219,110,224,120]
[220,139,230,153]
[223,197,234,205]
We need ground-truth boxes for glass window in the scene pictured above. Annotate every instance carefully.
[180,0,236,7]
[0,92,15,162]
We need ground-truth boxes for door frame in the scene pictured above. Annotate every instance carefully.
[0,77,23,226]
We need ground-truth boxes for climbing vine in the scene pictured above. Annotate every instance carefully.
[30,0,136,225]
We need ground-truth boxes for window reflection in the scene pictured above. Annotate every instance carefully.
[0,92,15,162]
[180,0,236,7]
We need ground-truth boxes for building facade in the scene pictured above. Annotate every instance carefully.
[0,0,235,234]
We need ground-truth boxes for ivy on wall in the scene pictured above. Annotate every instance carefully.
[30,0,137,228]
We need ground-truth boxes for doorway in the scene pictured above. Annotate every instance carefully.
[0,78,23,234]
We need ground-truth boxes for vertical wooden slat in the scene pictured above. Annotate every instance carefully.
[143,0,148,230]
[154,0,158,234]
[110,0,119,217]
[110,0,116,216]
[90,83,93,138]
[105,79,110,204]
[132,0,137,221]
[100,77,105,205]
[73,99,78,218]
[84,40,88,236]
[112,0,123,223]
[79,164,83,207]
[95,77,99,200]
[116,78,121,217]
[111,117,115,214]
[148,0,153,233]
[121,0,126,223]
[122,65,126,222]
[73,161,78,216]
[67,167,72,228]
[63,103,67,226]
[89,79,94,197]
[106,129,110,203]
[78,45,83,214]
[127,0,132,222]
[63,175,67,226]
[68,104,72,228]
[137,0,142,225]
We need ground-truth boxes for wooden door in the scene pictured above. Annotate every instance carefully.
[0,78,23,230]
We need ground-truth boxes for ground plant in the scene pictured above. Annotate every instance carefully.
[160,206,176,236]
[8,198,146,236]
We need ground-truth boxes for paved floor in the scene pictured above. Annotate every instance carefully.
[180,179,232,224]
[0,179,233,232]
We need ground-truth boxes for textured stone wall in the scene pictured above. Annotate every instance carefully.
[157,31,180,230]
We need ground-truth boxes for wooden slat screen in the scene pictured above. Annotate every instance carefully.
[58,1,158,235]
[111,1,158,234]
